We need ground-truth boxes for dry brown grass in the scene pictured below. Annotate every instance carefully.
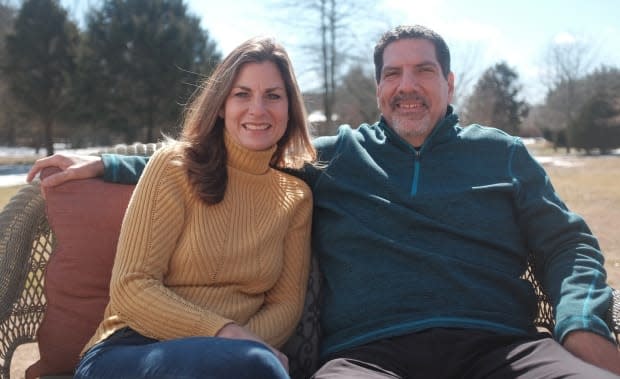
[541,155,620,286]
[0,156,38,166]
[0,185,24,211]
[0,155,35,213]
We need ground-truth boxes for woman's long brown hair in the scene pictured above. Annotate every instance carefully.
[179,37,316,204]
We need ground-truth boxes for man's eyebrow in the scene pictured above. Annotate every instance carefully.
[383,60,439,72]
[417,61,438,67]
[382,65,401,74]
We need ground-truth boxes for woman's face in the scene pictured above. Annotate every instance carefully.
[221,61,289,151]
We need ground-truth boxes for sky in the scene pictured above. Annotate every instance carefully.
[59,0,620,104]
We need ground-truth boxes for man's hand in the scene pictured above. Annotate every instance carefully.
[216,323,289,372]
[563,330,620,375]
[27,154,104,189]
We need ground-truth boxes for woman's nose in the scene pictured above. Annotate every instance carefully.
[249,97,267,115]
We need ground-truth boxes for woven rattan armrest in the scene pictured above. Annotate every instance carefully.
[0,183,52,379]
[0,143,161,379]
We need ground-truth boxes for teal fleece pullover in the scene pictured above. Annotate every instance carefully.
[102,108,613,357]
[306,109,612,356]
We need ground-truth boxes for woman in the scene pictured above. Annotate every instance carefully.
[74,37,316,379]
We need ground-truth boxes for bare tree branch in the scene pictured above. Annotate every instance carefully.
[273,0,383,135]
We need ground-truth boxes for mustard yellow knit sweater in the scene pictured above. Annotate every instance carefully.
[83,133,313,352]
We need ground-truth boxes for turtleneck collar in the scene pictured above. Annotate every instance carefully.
[224,130,277,175]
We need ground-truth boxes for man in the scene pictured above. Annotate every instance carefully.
[28,25,620,378]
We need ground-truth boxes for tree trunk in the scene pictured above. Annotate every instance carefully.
[6,124,16,146]
[146,95,155,142]
[44,117,54,156]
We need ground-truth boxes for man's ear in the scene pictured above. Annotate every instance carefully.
[447,72,455,103]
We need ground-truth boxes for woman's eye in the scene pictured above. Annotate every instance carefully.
[267,93,281,100]
[233,91,249,98]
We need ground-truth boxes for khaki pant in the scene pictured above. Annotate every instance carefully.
[313,328,619,379]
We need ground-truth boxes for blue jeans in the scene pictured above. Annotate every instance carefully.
[75,327,289,379]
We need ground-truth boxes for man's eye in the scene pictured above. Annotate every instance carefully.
[383,71,399,80]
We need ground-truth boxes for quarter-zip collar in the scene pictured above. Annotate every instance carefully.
[377,105,459,196]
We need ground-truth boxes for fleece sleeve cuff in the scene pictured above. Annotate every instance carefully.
[555,315,615,345]
[102,154,148,184]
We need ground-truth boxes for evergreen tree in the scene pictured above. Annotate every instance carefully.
[568,95,619,154]
[77,0,221,143]
[567,67,620,154]
[3,0,78,155]
[0,2,18,146]
[463,62,529,135]
[535,66,620,154]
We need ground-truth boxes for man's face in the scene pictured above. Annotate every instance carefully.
[376,38,454,148]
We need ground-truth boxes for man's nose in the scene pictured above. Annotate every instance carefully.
[398,71,420,93]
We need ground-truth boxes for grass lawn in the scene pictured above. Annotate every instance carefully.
[0,185,24,210]
[0,155,35,212]
[542,155,620,286]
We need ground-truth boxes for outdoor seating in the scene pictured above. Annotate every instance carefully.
[0,144,618,379]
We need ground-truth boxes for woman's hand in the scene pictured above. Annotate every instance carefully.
[216,323,289,372]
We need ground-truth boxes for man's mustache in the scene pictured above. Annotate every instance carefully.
[390,93,428,108]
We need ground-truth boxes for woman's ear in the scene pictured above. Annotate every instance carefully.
[218,107,225,119]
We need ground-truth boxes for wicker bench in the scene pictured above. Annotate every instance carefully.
[0,144,618,379]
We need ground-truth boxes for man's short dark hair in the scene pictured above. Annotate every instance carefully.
[373,25,451,82]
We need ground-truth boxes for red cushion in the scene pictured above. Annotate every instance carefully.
[26,167,134,378]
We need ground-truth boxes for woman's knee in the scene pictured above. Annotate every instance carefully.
[75,336,289,379]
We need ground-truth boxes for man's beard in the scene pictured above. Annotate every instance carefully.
[390,115,432,142]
